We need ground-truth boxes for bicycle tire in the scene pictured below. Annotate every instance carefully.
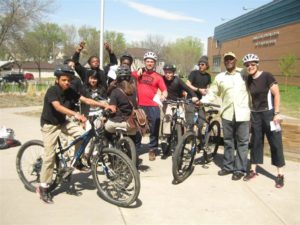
[92,147,140,207]
[172,131,197,183]
[204,120,221,161]
[116,137,137,166]
[169,123,183,152]
[16,140,60,192]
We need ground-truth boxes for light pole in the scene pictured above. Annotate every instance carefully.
[100,0,105,69]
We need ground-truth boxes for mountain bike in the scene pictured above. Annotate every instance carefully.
[16,110,140,207]
[172,103,221,184]
[160,99,192,158]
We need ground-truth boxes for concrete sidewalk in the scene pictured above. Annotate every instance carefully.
[0,106,299,225]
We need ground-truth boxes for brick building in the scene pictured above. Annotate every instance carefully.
[207,0,300,85]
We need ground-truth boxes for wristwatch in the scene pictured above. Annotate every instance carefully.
[274,112,280,115]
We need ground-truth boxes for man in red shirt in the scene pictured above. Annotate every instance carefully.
[132,51,167,161]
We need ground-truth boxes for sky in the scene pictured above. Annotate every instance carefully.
[46,0,272,53]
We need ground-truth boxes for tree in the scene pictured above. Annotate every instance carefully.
[164,36,203,77]
[78,26,100,63]
[104,31,126,63]
[279,53,297,93]
[0,0,54,51]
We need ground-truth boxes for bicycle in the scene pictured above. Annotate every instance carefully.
[172,103,221,183]
[16,110,140,207]
[160,98,192,158]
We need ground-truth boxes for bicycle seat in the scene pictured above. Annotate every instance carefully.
[206,109,219,115]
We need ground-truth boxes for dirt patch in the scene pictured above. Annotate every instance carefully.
[0,93,44,108]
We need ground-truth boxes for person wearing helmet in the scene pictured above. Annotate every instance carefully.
[105,65,137,144]
[160,64,198,159]
[72,42,118,93]
[242,53,285,188]
[185,55,212,131]
[132,51,167,161]
[37,65,109,204]
[201,52,251,181]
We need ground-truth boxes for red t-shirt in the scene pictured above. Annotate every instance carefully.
[132,70,167,106]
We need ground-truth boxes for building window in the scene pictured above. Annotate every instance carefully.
[212,55,221,73]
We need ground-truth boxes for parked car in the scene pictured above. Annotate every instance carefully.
[24,73,34,80]
[1,73,24,83]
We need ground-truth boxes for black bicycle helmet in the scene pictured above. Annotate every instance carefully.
[120,53,133,65]
[116,65,131,82]
[163,64,176,72]
[54,64,75,78]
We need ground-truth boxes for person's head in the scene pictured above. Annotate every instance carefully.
[143,51,157,71]
[163,64,176,81]
[87,56,100,69]
[198,55,209,72]
[120,53,133,67]
[116,65,133,95]
[223,52,237,72]
[54,65,74,90]
[242,53,260,76]
[86,69,99,88]
[63,59,75,70]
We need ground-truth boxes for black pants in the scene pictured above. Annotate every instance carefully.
[250,110,285,167]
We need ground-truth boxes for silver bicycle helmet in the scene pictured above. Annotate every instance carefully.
[143,51,158,61]
[242,54,260,64]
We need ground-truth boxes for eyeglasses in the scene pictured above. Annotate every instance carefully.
[245,63,257,68]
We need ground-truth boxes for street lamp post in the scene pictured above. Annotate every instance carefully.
[100,0,105,70]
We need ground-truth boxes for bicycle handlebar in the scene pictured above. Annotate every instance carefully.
[162,98,193,105]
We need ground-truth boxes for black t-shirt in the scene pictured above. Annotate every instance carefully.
[109,88,137,123]
[247,71,277,112]
[187,70,211,99]
[40,85,80,126]
[163,76,197,100]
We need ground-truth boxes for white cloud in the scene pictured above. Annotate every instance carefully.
[121,0,204,23]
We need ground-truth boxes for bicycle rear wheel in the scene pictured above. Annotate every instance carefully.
[16,140,60,192]
[172,131,197,184]
[116,137,137,166]
[204,121,221,162]
[92,147,140,207]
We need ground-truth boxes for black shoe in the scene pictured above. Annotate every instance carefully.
[243,170,258,181]
[232,172,244,181]
[275,174,284,188]
[218,169,232,176]
[36,186,53,204]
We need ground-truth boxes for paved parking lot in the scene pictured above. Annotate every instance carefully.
[0,106,300,225]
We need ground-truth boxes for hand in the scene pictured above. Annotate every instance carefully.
[199,88,208,95]
[76,41,85,52]
[273,114,282,124]
[105,105,116,113]
[104,42,112,53]
[160,94,166,102]
[137,67,144,76]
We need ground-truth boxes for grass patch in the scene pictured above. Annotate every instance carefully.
[279,85,300,119]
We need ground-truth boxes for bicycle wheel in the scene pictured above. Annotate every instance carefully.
[16,140,60,192]
[204,121,221,161]
[169,123,183,152]
[172,131,197,183]
[116,137,137,166]
[92,147,140,207]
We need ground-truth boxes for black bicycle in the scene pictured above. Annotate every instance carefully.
[160,99,192,158]
[172,103,221,183]
[16,110,140,207]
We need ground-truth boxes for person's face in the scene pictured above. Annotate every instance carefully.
[245,62,258,75]
[224,56,236,71]
[90,57,100,69]
[121,59,131,67]
[56,75,71,90]
[144,59,156,71]
[198,62,208,72]
[164,70,175,80]
[88,76,98,88]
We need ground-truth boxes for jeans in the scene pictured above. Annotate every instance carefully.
[222,118,249,173]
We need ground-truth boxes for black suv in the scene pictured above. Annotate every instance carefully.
[1,73,24,83]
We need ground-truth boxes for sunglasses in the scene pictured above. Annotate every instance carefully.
[245,63,257,68]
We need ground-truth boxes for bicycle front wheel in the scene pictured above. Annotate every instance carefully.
[172,131,197,184]
[116,137,137,166]
[16,140,59,192]
[92,147,140,207]
[204,121,221,161]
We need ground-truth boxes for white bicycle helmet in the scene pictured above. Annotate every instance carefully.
[143,51,158,61]
[242,54,260,64]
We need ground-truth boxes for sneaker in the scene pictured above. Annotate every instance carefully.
[275,174,284,188]
[243,170,258,181]
[148,149,156,161]
[232,171,244,181]
[218,169,232,176]
[36,186,53,204]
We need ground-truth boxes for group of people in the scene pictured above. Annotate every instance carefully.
[36,41,285,204]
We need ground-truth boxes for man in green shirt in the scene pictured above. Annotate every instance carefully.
[201,52,250,180]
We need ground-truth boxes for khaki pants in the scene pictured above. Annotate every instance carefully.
[40,121,85,184]
[105,119,137,136]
